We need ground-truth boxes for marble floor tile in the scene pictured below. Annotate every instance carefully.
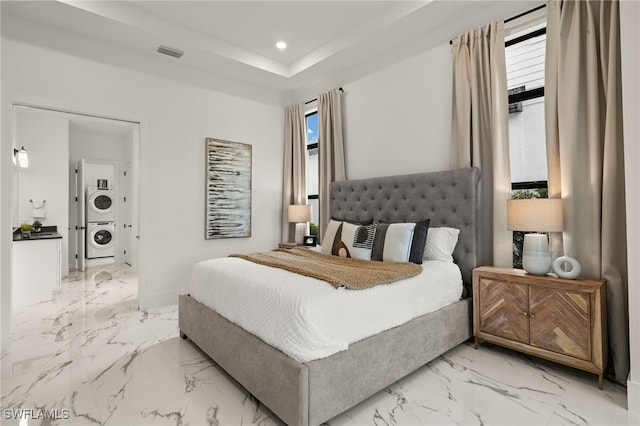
[1,263,636,426]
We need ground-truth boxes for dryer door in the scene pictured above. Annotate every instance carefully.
[90,192,114,216]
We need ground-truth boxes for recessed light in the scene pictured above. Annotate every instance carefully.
[276,41,287,50]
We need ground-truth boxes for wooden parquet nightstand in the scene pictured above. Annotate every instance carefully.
[472,266,607,389]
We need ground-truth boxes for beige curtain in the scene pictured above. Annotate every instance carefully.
[451,21,512,267]
[282,104,307,242]
[545,0,628,382]
[318,88,346,239]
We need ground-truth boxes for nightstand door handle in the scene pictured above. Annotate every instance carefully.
[522,311,529,317]
[529,313,535,319]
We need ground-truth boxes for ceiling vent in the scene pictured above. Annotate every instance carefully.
[157,45,184,59]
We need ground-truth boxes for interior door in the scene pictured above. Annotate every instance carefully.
[123,161,133,265]
[77,159,86,271]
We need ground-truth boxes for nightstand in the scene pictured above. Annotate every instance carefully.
[472,266,607,389]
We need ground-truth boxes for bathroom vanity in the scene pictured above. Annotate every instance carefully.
[12,226,62,309]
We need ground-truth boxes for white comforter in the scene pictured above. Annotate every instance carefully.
[189,255,462,362]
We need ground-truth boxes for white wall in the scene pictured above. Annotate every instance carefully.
[70,129,127,166]
[82,162,116,188]
[1,36,284,331]
[340,43,452,179]
[14,106,70,278]
[621,0,640,415]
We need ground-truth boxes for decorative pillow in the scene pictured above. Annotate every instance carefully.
[371,222,416,263]
[371,219,431,265]
[423,227,460,262]
[335,222,377,260]
[321,220,343,256]
[409,219,430,264]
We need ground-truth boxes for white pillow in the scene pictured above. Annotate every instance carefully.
[336,222,377,260]
[321,220,343,256]
[423,227,460,262]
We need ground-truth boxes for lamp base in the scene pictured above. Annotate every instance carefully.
[522,233,551,275]
[294,223,307,244]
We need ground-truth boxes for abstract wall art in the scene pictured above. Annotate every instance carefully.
[205,138,252,239]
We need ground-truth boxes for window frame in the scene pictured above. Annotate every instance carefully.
[507,26,548,191]
[304,108,319,202]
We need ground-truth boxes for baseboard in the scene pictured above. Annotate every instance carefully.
[629,374,640,414]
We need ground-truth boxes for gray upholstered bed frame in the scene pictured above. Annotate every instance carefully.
[179,167,481,426]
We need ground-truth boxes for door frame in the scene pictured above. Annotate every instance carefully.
[76,158,86,271]
[3,103,142,339]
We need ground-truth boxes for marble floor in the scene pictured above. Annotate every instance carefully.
[1,263,637,426]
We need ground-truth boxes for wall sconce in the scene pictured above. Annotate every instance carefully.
[288,204,312,244]
[13,146,29,169]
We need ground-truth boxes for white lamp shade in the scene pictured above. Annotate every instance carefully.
[288,204,311,223]
[507,198,563,232]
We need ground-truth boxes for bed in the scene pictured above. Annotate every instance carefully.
[179,166,481,426]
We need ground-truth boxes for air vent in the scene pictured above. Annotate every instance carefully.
[157,45,184,59]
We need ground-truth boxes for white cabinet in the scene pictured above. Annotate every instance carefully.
[12,238,62,309]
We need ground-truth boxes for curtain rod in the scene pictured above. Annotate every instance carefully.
[448,3,546,45]
[504,3,546,24]
[304,87,343,105]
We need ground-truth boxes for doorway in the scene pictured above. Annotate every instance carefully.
[67,117,138,272]
[10,105,140,322]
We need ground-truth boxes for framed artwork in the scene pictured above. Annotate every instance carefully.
[205,138,252,239]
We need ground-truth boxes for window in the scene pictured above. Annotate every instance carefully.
[506,24,548,268]
[506,24,547,190]
[305,110,319,235]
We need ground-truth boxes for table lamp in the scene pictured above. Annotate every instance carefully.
[288,204,312,244]
[507,198,563,275]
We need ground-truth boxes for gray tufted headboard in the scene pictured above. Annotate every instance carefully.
[329,167,481,288]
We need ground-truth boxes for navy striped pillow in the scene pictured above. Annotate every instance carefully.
[371,219,430,264]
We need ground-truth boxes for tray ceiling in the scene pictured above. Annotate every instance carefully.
[1,1,541,96]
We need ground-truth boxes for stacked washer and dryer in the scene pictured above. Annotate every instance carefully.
[86,181,116,259]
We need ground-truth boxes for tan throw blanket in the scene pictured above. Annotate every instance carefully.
[230,248,422,290]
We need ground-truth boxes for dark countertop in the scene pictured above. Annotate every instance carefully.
[13,225,62,241]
